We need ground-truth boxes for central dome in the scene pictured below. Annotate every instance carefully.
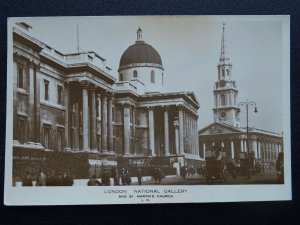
[119,28,163,71]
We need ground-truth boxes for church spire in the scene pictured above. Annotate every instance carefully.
[220,22,230,63]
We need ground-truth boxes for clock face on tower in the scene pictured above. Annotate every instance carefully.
[220,111,227,119]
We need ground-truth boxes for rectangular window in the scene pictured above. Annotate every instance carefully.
[44,126,50,149]
[19,117,26,144]
[44,80,49,101]
[112,107,115,122]
[57,85,63,105]
[18,67,24,89]
[57,128,64,151]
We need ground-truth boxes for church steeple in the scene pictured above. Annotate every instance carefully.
[220,22,230,64]
[213,23,240,127]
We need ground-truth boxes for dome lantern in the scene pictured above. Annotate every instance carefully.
[137,27,143,42]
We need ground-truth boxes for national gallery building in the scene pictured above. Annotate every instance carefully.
[11,23,202,177]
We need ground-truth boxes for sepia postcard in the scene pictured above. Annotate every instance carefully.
[4,16,291,205]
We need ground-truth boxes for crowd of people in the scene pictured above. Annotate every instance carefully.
[21,170,74,186]
[86,166,166,186]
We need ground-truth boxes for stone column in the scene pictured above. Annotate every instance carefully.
[27,62,35,142]
[101,91,108,154]
[174,120,179,155]
[231,140,235,159]
[164,106,170,156]
[278,142,282,153]
[195,115,199,157]
[34,64,41,143]
[80,81,90,151]
[203,142,206,159]
[257,141,261,159]
[132,107,136,155]
[178,106,184,154]
[240,138,244,153]
[90,85,97,152]
[107,92,114,153]
[148,106,155,156]
[123,103,131,155]
[64,81,71,150]
[252,136,257,158]
[74,103,80,150]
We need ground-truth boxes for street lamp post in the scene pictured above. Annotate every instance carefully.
[238,99,258,179]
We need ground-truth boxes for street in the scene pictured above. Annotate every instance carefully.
[131,169,282,185]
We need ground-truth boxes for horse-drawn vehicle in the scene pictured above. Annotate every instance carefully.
[205,159,227,183]
[204,146,228,183]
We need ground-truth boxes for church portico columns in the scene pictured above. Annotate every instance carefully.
[251,135,257,158]
[80,80,90,152]
[230,139,235,159]
[163,106,170,156]
[240,137,244,153]
[257,140,261,159]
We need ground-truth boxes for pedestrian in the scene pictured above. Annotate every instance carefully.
[22,171,33,187]
[111,167,119,185]
[137,168,143,185]
[36,170,47,186]
[62,172,74,186]
[120,168,126,185]
[125,170,131,185]
[153,167,159,184]
[157,168,163,184]
[87,174,102,186]
[101,168,111,186]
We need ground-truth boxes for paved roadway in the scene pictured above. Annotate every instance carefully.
[131,170,282,185]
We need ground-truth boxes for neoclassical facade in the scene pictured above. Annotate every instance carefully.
[198,123,283,166]
[198,24,283,168]
[12,23,202,177]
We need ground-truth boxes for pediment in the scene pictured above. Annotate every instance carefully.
[198,122,242,136]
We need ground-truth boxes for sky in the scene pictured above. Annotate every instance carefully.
[13,16,289,133]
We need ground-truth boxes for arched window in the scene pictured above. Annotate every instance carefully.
[222,69,225,77]
[151,70,155,83]
[162,73,164,85]
[133,70,138,78]
[220,94,226,106]
[226,69,230,76]
[119,73,123,81]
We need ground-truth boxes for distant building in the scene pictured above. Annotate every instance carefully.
[198,24,283,169]
[12,24,203,178]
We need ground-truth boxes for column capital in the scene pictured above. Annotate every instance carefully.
[173,120,179,128]
[100,89,109,96]
[123,102,132,108]
[239,135,247,140]
[107,91,114,98]
[89,83,97,92]
[64,81,70,88]
[251,135,257,140]
[80,80,90,89]
[177,105,185,111]
[163,105,169,111]
[147,106,155,111]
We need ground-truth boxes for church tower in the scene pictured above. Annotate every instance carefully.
[213,23,240,127]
